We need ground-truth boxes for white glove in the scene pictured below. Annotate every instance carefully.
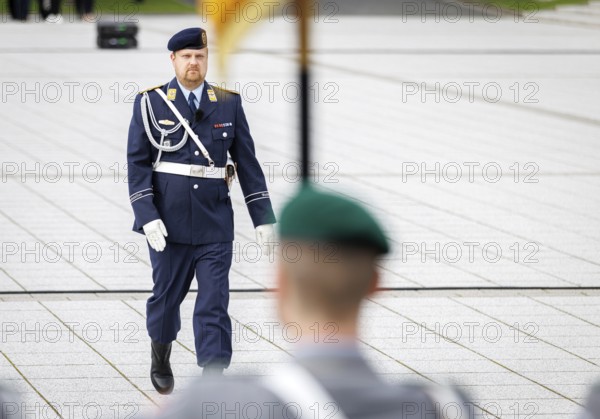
[143,219,168,252]
[255,224,276,257]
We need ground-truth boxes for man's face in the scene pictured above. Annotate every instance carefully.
[171,48,208,87]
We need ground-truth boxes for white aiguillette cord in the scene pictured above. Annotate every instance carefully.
[260,363,349,419]
[153,88,214,167]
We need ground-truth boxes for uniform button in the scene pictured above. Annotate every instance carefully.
[194,150,199,156]
[193,184,198,189]
[222,132,228,138]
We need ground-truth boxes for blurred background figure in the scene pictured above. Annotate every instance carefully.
[38,0,62,23]
[578,384,600,419]
[150,185,472,419]
[8,0,30,21]
[74,0,94,21]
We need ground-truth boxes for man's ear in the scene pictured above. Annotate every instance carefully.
[366,268,379,297]
[170,52,175,62]
[276,262,289,323]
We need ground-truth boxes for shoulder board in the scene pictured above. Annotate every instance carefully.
[138,84,165,95]
[210,85,239,95]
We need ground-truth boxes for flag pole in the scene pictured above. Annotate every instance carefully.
[298,0,310,182]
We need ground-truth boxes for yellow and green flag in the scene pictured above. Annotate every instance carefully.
[197,0,289,74]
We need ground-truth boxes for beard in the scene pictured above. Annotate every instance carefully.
[184,68,203,83]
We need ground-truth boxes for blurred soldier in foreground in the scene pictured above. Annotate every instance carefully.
[0,385,18,419]
[578,383,600,419]
[151,185,472,419]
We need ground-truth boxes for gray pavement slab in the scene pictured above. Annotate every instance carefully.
[1,6,600,419]
[0,293,598,417]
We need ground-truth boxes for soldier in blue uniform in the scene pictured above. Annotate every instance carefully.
[127,27,276,395]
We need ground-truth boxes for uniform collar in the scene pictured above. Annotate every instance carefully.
[166,78,217,124]
[293,339,362,360]
[175,79,204,104]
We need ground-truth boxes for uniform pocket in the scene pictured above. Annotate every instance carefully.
[211,126,235,141]
[212,127,234,163]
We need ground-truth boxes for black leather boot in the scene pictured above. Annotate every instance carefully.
[151,341,174,394]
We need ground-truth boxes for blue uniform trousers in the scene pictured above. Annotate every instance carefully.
[146,241,233,367]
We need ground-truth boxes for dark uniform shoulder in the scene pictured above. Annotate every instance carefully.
[208,84,240,104]
[138,83,165,95]
[210,84,240,96]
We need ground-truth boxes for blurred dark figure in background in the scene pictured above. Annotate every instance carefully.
[7,0,62,22]
[38,0,62,22]
[150,185,472,419]
[8,0,30,21]
[579,384,600,419]
[75,0,94,21]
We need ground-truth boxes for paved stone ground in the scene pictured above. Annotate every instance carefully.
[0,6,599,419]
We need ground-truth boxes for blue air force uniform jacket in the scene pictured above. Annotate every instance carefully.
[127,78,276,245]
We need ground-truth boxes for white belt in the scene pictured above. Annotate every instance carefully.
[153,161,226,179]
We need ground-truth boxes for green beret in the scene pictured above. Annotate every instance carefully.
[278,185,390,255]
